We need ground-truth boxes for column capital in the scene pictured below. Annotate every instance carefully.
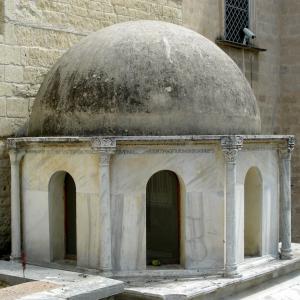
[91,138,116,167]
[91,137,116,153]
[279,136,295,160]
[221,136,243,163]
[8,148,25,165]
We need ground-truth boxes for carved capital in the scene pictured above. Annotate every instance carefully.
[279,136,295,160]
[221,136,243,163]
[9,149,25,166]
[91,138,116,167]
[287,136,295,153]
[91,137,116,153]
[7,139,17,150]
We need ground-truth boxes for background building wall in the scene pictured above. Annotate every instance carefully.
[182,0,281,134]
[280,0,300,242]
[0,0,299,253]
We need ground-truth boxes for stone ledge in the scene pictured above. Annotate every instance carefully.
[7,134,295,146]
[117,244,300,300]
[0,261,124,300]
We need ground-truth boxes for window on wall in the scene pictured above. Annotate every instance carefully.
[225,0,249,44]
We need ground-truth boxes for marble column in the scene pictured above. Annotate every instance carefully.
[8,143,25,260]
[279,136,295,260]
[221,136,243,278]
[92,138,116,271]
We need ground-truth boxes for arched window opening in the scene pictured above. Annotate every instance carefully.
[244,167,262,257]
[49,171,77,261]
[146,170,180,266]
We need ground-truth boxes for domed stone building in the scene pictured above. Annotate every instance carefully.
[7,21,294,278]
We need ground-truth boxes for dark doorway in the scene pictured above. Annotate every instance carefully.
[64,173,77,259]
[146,170,180,265]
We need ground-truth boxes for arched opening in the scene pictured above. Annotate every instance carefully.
[244,167,262,257]
[146,170,180,265]
[49,171,77,261]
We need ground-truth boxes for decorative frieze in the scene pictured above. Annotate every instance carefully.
[116,148,214,155]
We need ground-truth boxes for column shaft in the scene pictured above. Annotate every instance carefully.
[9,150,24,260]
[92,138,116,272]
[221,136,243,278]
[279,137,295,259]
[98,153,112,271]
[225,161,238,275]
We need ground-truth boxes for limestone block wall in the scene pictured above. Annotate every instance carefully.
[279,0,300,242]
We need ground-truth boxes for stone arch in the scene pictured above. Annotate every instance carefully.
[146,170,183,266]
[48,171,77,261]
[244,167,262,257]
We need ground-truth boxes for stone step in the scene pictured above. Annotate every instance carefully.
[116,244,300,300]
[0,260,124,300]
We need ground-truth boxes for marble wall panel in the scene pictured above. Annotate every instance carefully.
[21,150,100,267]
[22,190,50,262]
[76,193,100,269]
[110,145,224,271]
[22,151,99,193]
[236,148,279,263]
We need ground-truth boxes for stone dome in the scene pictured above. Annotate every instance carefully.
[29,21,261,136]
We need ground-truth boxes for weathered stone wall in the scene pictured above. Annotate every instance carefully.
[0,140,10,256]
[279,0,300,242]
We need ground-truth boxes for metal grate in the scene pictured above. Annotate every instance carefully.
[225,0,249,44]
